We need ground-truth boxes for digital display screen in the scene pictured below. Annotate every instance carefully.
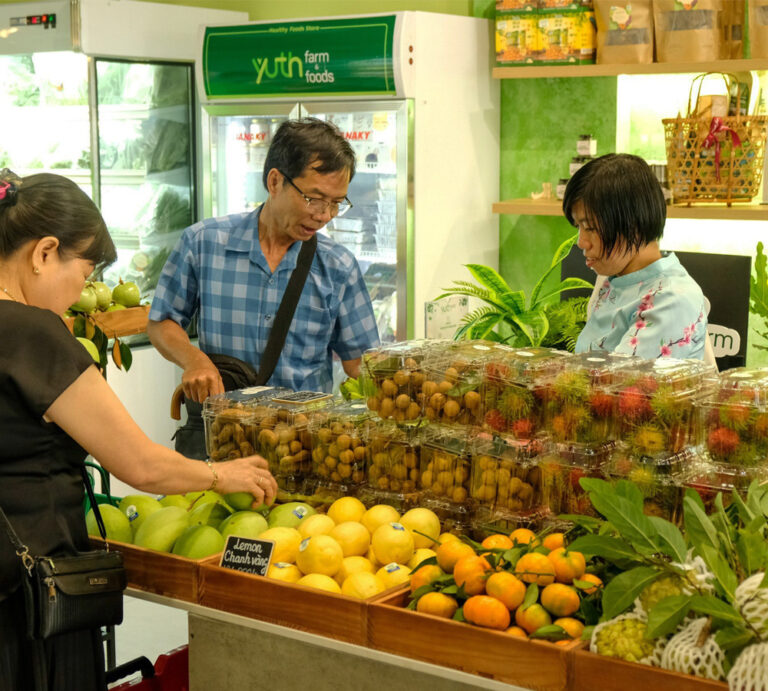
[10,14,56,29]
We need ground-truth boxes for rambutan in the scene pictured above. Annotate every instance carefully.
[707,427,740,459]
[630,423,667,456]
[551,370,590,404]
[754,414,768,439]
[497,386,533,420]
[511,417,535,439]
[719,401,754,430]
[484,409,507,432]
[618,386,653,421]
[589,391,614,418]
[636,375,659,394]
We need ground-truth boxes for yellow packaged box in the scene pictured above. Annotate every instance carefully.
[496,14,539,65]
[536,10,595,65]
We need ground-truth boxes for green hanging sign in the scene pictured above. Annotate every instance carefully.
[202,15,397,99]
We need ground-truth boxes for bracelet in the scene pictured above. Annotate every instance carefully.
[205,460,218,492]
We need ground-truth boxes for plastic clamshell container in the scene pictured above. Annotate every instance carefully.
[308,400,374,493]
[541,351,635,445]
[694,367,768,471]
[482,346,571,440]
[202,386,291,461]
[607,358,716,460]
[535,441,615,517]
[360,420,423,512]
[362,340,433,423]
[469,434,550,522]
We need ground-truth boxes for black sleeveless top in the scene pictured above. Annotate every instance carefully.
[0,302,94,600]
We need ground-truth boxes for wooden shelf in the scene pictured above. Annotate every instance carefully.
[493,58,768,79]
[63,304,150,339]
[493,197,768,220]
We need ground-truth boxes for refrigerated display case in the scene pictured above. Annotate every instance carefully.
[0,0,247,307]
[198,12,500,344]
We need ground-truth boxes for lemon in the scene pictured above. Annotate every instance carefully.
[438,532,460,545]
[327,496,366,524]
[267,562,302,583]
[298,513,336,539]
[400,508,441,549]
[297,573,341,594]
[408,548,438,570]
[361,504,401,535]
[341,572,386,600]
[376,562,411,589]
[366,544,381,568]
[295,535,344,577]
[335,556,376,585]
[372,522,414,566]
[329,521,371,557]
[258,527,302,564]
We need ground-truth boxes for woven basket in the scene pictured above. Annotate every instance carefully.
[662,73,768,206]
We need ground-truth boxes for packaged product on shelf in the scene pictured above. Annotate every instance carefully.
[496,0,537,11]
[594,0,653,64]
[607,358,715,460]
[536,441,614,516]
[420,341,492,427]
[308,401,374,498]
[495,13,539,65]
[359,420,423,512]
[482,345,570,440]
[541,351,633,445]
[202,386,291,461]
[419,425,474,534]
[535,9,596,65]
[694,367,768,478]
[362,340,431,423]
[653,0,730,63]
[750,0,768,59]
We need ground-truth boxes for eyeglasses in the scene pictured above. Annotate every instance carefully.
[279,171,353,218]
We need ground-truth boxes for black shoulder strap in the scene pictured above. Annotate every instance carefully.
[255,234,317,386]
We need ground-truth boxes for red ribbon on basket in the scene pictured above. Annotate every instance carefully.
[702,116,742,182]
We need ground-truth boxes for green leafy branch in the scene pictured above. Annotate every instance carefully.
[72,314,133,372]
[750,241,768,351]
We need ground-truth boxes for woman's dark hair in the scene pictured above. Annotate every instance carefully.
[262,117,356,189]
[0,172,116,272]
[562,153,666,257]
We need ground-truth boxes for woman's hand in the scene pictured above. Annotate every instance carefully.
[214,454,278,506]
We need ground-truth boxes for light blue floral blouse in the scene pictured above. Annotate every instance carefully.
[575,253,707,360]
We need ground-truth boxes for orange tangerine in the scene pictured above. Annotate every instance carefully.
[577,573,603,595]
[463,595,511,631]
[453,555,492,596]
[485,571,526,610]
[481,534,514,551]
[410,564,444,593]
[435,539,475,574]
[416,591,458,619]
[540,583,580,617]
[514,552,555,586]
[542,532,565,552]
[505,625,528,639]
[547,548,586,584]
[554,617,585,639]
[514,603,552,634]
[509,528,539,546]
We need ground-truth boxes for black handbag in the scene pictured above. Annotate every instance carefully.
[0,466,126,640]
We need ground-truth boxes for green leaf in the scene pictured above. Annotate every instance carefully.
[555,514,603,532]
[119,340,132,371]
[534,277,595,306]
[521,583,539,610]
[452,607,465,622]
[646,594,694,638]
[715,624,755,651]
[684,496,721,555]
[731,490,757,525]
[73,314,86,338]
[689,594,742,624]
[684,487,707,513]
[465,264,512,296]
[697,544,739,603]
[507,309,549,347]
[529,624,570,641]
[601,566,660,620]
[441,584,459,595]
[502,547,523,567]
[578,477,615,496]
[746,480,765,517]
[588,492,660,555]
[567,534,640,563]
[530,233,578,308]
[736,529,768,577]
[648,517,688,563]
[581,625,595,641]
[410,584,437,601]
[614,480,646,509]
[496,290,526,315]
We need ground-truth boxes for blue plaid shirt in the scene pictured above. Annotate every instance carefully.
[149,206,380,392]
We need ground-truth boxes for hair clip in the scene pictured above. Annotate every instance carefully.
[0,169,21,207]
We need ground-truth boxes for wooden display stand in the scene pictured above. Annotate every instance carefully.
[63,304,150,338]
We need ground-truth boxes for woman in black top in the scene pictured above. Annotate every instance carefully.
[0,170,278,690]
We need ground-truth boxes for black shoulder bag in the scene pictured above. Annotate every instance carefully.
[0,466,126,640]
[174,235,317,459]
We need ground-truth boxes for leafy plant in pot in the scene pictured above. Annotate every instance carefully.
[435,233,593,350]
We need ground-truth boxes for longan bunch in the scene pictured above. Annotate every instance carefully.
[311,417,369,487]
[420,447,471,504]
[421,361,483,426]
[255,408,312,484]
[207,407,257,461]
[366,437,420,495]
[366,358,425,422]
[470,453,539,515]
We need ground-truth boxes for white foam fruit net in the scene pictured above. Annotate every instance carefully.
[659,617,726,681]
[735,572,768,638]
[727,642,768,691]
[633,558,715,619]
[590,613,667,667]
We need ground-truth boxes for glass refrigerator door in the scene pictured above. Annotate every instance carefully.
[95,59,196,306]
[300,101,409,344]
[0,51,91,195]
[204,105,298,217]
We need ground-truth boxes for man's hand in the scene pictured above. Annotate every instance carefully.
[182,356,225,403]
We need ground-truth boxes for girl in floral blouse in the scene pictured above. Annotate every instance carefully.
[563,154,707,360]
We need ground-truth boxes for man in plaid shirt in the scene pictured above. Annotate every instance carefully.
[148,118,380,403]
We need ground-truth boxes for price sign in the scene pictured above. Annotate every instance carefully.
[219,536,275,576]
[270,390,333,405]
